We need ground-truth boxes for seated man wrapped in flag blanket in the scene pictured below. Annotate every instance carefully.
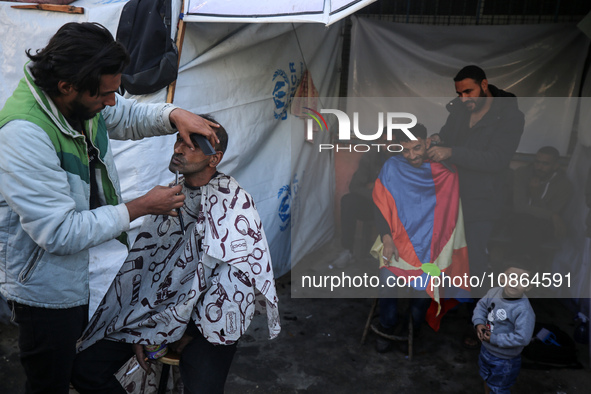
[72,116,280,394]
[370,125,469,352]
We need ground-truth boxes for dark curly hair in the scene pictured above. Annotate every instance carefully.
[26,22,129,97]
[392,123,427,143]
[454,65,487,84]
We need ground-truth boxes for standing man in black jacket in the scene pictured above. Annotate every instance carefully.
[428,65,525,287]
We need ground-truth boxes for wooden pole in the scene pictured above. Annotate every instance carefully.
[166,0,187,104]
[11,4,84,14]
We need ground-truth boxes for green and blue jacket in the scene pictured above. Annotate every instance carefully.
[0,63,176,308]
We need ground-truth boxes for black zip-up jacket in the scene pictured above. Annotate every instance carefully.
[439,85,525,223]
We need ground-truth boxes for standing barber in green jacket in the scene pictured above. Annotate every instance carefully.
[0,22,219,393]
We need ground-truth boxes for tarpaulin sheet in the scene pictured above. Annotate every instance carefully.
[173,22,342,277]
[348,16,590,155]
[0,0,134,102]
[184,0,375,25]
[551,57,591,301]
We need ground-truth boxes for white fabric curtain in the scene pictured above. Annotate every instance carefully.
[348,16,590,155]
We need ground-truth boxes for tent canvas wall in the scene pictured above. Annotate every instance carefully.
[342,15,591,302]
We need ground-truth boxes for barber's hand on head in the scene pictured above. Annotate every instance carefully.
[427,146,452,162]
[382,234,399,264]
[132,343,151,372]
[126,185,185,222]
[169,108,220,149]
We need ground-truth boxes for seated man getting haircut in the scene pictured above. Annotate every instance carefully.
[72,116,280,394]
[372,124,469,352]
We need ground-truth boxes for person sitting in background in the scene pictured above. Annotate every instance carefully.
[512,146,573,253]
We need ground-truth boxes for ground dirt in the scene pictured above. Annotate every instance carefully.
[1,239,590,393]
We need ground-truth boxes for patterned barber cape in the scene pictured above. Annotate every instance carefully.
[78,173,280,351]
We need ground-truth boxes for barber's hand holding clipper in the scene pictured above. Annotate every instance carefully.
[174,171,185,235]
[427,139,455,173]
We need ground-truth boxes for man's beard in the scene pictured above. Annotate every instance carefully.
[169,154,209,176]
[70,96,100,121]
[534,168,553,180]
[464,87,487,112]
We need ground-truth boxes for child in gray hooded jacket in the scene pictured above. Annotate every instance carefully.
[472,258,536,394]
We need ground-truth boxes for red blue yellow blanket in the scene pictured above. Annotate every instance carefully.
[372,156,470,328]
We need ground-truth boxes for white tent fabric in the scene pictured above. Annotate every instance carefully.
[551,58,591,302]
[0,0,126,102]
[184,0,375,25]
[90,21,342,313]
[347,16,590,155]
[0,1,343,314]
[346,15,591,303]
[550,144,591,299]
[172,21,341,277]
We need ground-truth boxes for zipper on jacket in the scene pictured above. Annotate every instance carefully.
[18,246,44,283]
[86,119,121,206]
